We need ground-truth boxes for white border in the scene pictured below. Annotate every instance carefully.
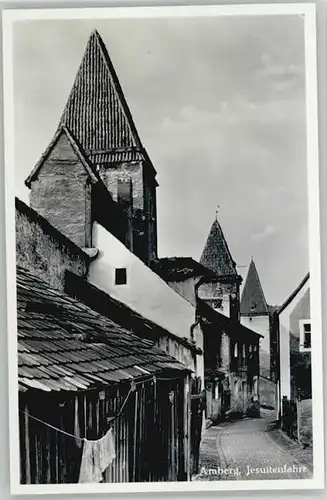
[2,3,324,495]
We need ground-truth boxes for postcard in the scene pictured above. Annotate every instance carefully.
[2,3,324,494]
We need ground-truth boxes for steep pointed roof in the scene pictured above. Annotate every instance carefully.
[57,30,156,173]
[200,219,239,279]
[240,259,269,315]
[25,125,99,187]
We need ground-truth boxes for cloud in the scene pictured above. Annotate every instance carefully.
[13,15,308,305]
[251,225,278,241]
[254,53,304,95]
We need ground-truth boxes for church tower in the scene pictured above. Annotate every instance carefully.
[240,258,270,377]
[198,217,242,321]
[25,30,158,266]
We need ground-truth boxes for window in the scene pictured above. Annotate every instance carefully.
[115,268,127,285]
[234,342,238,358]
[117,179,132,212]
[299,320,311,352]
[212,299,222,310]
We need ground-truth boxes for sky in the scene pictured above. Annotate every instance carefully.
[13,14,308,306]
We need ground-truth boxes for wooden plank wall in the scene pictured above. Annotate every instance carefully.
[19,375,188,484]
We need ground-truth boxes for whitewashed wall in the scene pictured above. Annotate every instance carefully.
[89,222,197,343]
[279,279,310,405]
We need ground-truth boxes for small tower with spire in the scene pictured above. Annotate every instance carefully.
[240,257,272,382]
[198,212,242,321]
[25,29,158,266]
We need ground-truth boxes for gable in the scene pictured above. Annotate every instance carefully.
[25,127,98,187]
[279,278,310,327]
[38,132,88,177]
[289,288,310,338]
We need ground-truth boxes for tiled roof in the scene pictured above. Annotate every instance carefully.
[200,219,239,279]
[57,29,156,175]
[89,150,144,165]
[151,257,217,282]
[197,298,262,340]
[240,259,269,316]
[17,267,188,393]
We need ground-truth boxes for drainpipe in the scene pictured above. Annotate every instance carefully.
[190,319,200,342]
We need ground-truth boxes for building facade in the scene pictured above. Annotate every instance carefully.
[23,29,204,381]
[16,29,211,482]
[275,274,311,407]
[271,273,312,446]
[240,258,277,409]
[197,217,261,422]
[198,218,242,321]
[17,266,190,484]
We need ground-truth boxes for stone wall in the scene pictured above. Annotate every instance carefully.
[16,199,89,292]
[241,315,271,378]
[220,332,230,373]
[30,132,92,248]
[99,161,157,264]
[99,162,144,210]
[298,398,312,446]
[156,336,196,374]
[258,376,277,409]
[198,281,239,320]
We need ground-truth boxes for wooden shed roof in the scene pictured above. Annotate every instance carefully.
[17,267,188,393]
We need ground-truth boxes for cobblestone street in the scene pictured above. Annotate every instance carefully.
[194,412,313,481]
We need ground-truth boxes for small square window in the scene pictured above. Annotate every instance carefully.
[299,320,311,351]
[115,268,127,285]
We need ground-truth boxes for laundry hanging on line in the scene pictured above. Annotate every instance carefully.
[78,427,116,483]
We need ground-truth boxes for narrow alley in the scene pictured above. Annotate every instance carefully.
[194,411,313,481]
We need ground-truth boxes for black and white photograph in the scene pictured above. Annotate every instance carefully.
[2,4,324,494]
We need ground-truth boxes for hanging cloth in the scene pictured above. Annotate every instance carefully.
[98,427,116,472]
[78,428,116,483]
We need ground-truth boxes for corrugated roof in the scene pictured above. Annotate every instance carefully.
[17,267,188,393]
[240,259,269,316]
[200,219,239,279]
[152,257,216,282]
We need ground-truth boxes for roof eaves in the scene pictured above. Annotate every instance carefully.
[277,272,310,315]
[197,298,263,339]
[64,270,202,355]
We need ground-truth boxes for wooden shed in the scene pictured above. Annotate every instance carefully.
[17,267,191,484]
